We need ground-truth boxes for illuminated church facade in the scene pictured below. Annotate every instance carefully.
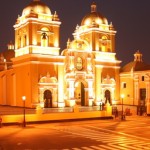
[0,0,150,115]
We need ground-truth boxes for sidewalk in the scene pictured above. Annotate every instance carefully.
[113,114,150,122]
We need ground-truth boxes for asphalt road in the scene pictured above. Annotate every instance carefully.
[0,116,150,150]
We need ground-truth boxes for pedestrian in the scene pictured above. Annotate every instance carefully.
[99,102,102,110]
[0,116,2,128]
[114,108,118,119]
[116,108,118,118]
[102,102,105,110]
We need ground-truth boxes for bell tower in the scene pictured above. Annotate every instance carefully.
[70,2,121,105]
[73,2,116,53]
[14,0,61,57]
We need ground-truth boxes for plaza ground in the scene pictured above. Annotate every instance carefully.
[0,115,150,150]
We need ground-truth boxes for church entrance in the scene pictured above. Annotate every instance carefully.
[138,88,146,115]
[44,90,52,108]
[105,90,111,104]
[75,82,85,106]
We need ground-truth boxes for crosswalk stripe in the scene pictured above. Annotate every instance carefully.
[119,141,148,145]
[97,144,121,150]
[137,142,150,146]
[81,147,94,150]
[90,145,106,150]
[96,136,127,141]
[86,125,150,141]
[119,143,144,150]
[98,138,141,144]
[134,144,150,150]
[107,143,130,150]
[54,125,150,150]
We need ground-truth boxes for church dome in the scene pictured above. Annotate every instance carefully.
[81,2,108,26]
[121,61,150,72]
[121,51,150,72]
[22,0,51,16]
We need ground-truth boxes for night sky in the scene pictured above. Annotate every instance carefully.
[0,0,150,66]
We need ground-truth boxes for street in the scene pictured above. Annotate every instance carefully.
[0,116,150,150]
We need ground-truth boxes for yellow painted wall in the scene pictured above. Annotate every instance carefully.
[120,74,134,105]
[1,106,112,124]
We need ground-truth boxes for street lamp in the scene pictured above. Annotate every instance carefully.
[22,96,26,127]
[121,94,125,120]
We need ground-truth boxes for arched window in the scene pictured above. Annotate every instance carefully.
[41,32,48,47]
[18,37,21,48]
[101,36,108,52]
[44,90,52,108]
[41,27,49,47]
[105,90,111,104]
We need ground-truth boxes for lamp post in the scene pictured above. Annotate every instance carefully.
[121,94,124,120]
[22,96,26,127]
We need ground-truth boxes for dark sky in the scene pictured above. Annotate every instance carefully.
[0,0,150,66]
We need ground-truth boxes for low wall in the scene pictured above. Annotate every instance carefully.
[1,105,112,124]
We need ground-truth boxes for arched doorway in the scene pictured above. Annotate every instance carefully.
[75,82,85,106]
[105,90,111,104]
[44,90,52,108]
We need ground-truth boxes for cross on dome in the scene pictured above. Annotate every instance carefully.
[91,2,97,12]
[134,50,143,62]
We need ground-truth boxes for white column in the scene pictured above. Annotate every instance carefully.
[58,64,65,107]
[88,80,93,98]
[134,82,139,105]
[68,80,75,99]
[53,88,58,107]
[39,88,44,103]
[111,87,115,104]
[95,66,102,102]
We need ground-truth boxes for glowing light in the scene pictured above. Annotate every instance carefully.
[54,40,58,47]
[85,19,90,26]
[39,102,44,108]
[89,99,93,106]
[7,42,14,50]
[70,65,74,70]
[121,94,124,99]
[58,102,65,108]
[38,14,52,21]
[33,40,37,45]
[102,36,107,40]
[96,19,102,24]
[95,52,116,61]
[95,101,101,106]
[22,96,26,101]
[87,65,92,71]
[112,100,116,105]
[70,100,75,107]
